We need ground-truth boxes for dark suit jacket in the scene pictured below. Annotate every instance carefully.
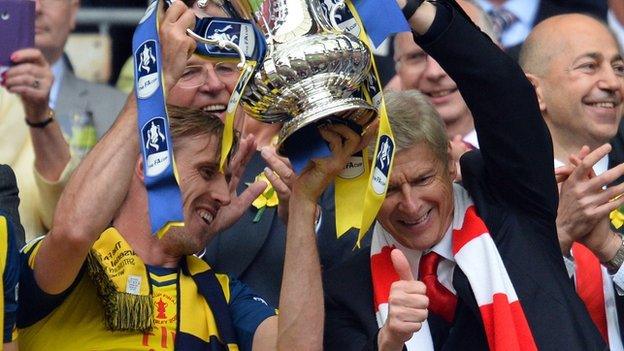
[0,165,25,247]
[324,3,607,350]
[205,151,370,307]
[506,0,608,61]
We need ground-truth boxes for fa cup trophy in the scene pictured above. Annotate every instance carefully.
[221,0,378,155]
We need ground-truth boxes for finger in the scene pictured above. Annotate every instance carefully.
[230,135,256,170]
[555,165,574,183]
[236,180,267,207]
[261,147,294,184]
[4,74,48,91]
[587,181,624,210]
[391,280,427,295]
[577,145,592,160]
[264,167,290,198]
[319,127,342,152]
[327,124,361,154]
[358,125,377,152]
[586,162,624,191]
[7,85,45,97]
[9,48,47,66]
[229,134,254,169]
[568,145,592,165]
[593,193,624,218]
[393,306,429,322]
[4,62,48,79]
[391,249,414,281]
[572,144,611,181]
[228,137,257,192]
[164,0,188,23]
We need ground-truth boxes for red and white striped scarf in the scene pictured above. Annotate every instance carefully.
[572,243,623,349]
[370,184,537,351]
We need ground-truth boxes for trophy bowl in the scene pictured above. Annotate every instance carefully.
[233,0,378,156]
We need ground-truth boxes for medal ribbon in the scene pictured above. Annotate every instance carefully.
[133,0,184,238]
[192,16,266,170]
[334,0,400,245]
[133,1,265,237]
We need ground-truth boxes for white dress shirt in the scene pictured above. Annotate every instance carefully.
[462,129,480,150]
[49,59,65,110]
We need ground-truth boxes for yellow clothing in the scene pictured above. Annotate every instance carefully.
[18,229,275,351]
[19,262,180,350]
[0,89,77,241]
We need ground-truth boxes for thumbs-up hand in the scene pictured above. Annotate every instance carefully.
[378,249,429,351]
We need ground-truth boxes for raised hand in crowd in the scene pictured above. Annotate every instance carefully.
[159,0,197,93]
[2,48,52,120]
[269,124,370,351]
[556,144,624,261]
[1,48,70,182]
[378,249,429,351]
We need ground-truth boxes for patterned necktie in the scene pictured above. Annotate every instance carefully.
[418,251,458,323]
[488,8,519,41]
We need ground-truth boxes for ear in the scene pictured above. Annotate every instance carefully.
[136,156,145,181]
[446,142,457,179]
[525,73,547,113]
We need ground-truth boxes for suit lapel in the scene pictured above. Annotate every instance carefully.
[452,268,481,318]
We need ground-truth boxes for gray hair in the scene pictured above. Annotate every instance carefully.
[370,90,449,165]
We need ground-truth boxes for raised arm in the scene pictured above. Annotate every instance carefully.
[32,2,197,295]
[403,0,557,219]
[252,125,369,351]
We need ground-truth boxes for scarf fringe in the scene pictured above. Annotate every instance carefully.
[86,252,153,333]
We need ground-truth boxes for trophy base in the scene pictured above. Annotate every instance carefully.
[276,97,377,156]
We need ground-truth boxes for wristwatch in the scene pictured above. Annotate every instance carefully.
[25,109,55,129]
[604,234,624,274]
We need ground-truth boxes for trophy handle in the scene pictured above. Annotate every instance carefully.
[185,28,247,70]
[329,0,346,32]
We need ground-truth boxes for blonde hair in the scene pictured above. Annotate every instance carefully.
[168,105,224,143]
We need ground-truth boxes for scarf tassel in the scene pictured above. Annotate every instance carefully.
[86,253,154,333]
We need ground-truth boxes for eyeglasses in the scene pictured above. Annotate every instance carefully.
[398,51,429,69]
[177,62,240,88]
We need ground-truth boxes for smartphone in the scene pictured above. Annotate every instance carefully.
[0,0,35,81]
